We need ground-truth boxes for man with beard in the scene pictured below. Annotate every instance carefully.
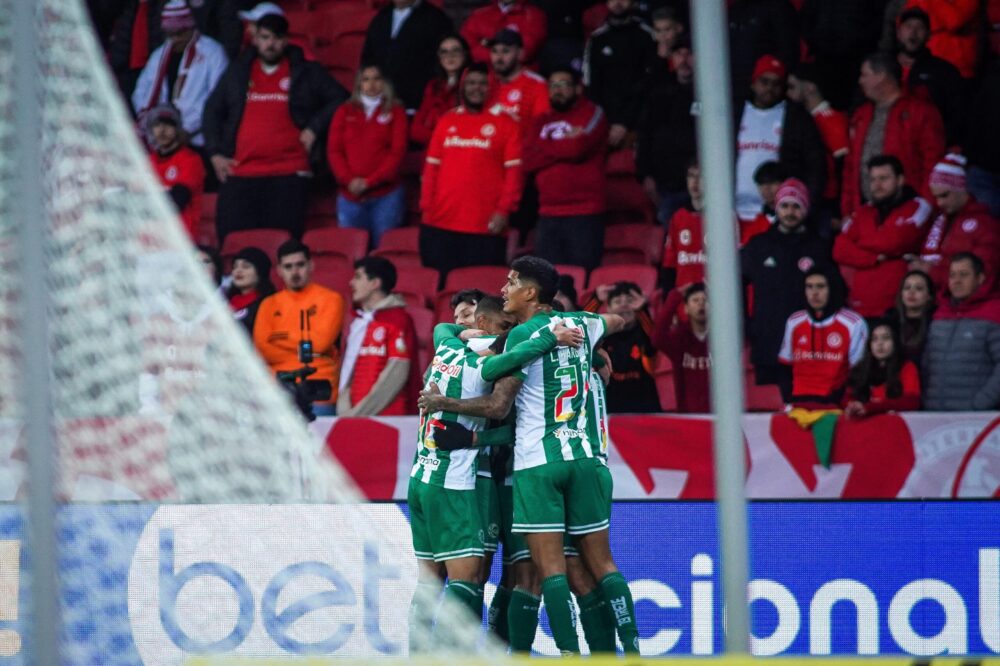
[523,66,608,270]
[488,29,550,132]
[145,105,205,241]
[834,155,933,319]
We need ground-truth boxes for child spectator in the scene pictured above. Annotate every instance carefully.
[327,64,408,249]
[410,35,470,146]
[886,270,936,367]
[661,161,705,291]
[844,319,921,418]
[226,247,276,335]
[651,282,711,413]
[740,161,788,245]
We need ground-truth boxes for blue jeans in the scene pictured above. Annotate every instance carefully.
[968,166,1000,219]
[337,186,405,249]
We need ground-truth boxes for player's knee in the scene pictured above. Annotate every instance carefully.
[566,557,596,596]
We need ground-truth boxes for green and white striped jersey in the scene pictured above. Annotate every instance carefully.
[468,336,497,479]
[505,311,606,470]
[588,367,609,463]
[410,336,492,490]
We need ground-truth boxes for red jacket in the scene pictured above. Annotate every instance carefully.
[490,69,550,131]
[523,98,608,217]
[841,94,945,216]
[662,206,706,288]
[844,360,921,414]
[421,106,523,234]
[327,102,407,202]
[149,145,205,240]
[904,0,981,78]
[651,287,711,413]
[919,198,1000,290]
[460,1,548,66]
[410,78,460,146]
[833,192,933,317]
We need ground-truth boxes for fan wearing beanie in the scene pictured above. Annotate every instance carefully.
[916,154,1000,290]
[145,104,205,240]
[225,246,276,334]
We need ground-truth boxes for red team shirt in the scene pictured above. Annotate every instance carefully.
[232,60,309,177]
[349,317,411,416]
[421,106,523,234]
[149,146,205,240]
[810,102,849,200]
[663,207,707,287]
[490,70,550,130]
[779,309,867,401]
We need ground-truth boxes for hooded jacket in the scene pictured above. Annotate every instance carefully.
[923,282,1000,410]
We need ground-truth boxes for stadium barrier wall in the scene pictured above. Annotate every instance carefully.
[0,501,998,662]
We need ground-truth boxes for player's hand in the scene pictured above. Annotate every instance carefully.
[553,322,584,348]
[908,258,930,273]
[487,212,508,235]
[210,155,236,183]
[608,123,628,147]
[595,283,613,303]
[418,382,443,414]
[596,348,613,380]
[628,288,647,311]
[844,401,866,419]
[299,127,317,152]
[431,421,476,451]
[459,328,487,342]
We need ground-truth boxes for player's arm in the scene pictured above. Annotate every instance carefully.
[480,323,582,382]
[600,313,625,336]
[430,421,516,451]
[419,375,523,420]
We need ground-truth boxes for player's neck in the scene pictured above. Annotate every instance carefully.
[515,302,547,323]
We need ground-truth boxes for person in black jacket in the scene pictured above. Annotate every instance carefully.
[582,0,656,149]
[734,55,827,223]
[728,0,799,104]
[529,0,602,72]
[360,0,453,112]
[637,38,696,225]
[741,178,839,401]
[203,14,348,242]
[894,7,967,146]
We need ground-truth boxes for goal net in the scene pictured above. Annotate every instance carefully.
[0,1,494,662]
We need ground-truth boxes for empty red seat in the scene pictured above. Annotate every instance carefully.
[395,265,440,308]
[553,264,587,296]
[312,3,376,89]
[407,305,436,373]
[444,265,510,294]
[654,367,676,412]
[607,177,655,225]
[220,229,291,269]
[587,264,657,295]
[312,265,355,304]
[376,226,420,253]
[303,227,370,263]
[606,149,637,176]
[602,223,665,265]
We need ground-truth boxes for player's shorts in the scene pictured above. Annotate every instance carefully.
[563,462,613,557]
[511,458,612,535]
[476,475,501,553]
[497,480,531,564]
[408,479,484,562]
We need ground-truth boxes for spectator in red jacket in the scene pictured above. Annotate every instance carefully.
[145,104,205,241]
[523,65,608,271]
[339,256,419,416]
[841,52,945,217]
[844,318,921,417]
[662,161,706,291]
[903,0,981,78]
[651,282,711,413]
[488,29,550,131]
[916,154,1000,291]
[410,34,470,146]
[327,64,408,249]
[419,64,523,280]
[461,0,548,66]
[833,154,933,318]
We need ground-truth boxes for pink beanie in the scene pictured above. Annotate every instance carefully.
[161,0,196,32]
[775,178,810,214]
[929,153,967,192]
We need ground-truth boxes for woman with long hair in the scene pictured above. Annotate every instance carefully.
[225,246,276,334]
[844,319,921,418]
[327,63,408,248]
[410,34,470,146]
[885,270,936,366]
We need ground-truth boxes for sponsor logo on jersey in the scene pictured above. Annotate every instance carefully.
[962,218,978,232]
[279,76,290,91]
[444,136,492,149]
[431,358,461,378]
[792,350,844,362]
[360,344,387,356]
[417,454,441,468]
[677,250,706,266]
[679,229,692,245]
[481,123,496,137]
[165,166,178,180]
[372,326,385,342]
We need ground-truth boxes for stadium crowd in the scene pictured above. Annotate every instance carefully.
[91,0,1000,416]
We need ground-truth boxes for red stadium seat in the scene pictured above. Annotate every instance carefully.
[444,265,510,293]
[311,253,352,274]
[220,229,291,269]
[606,149,637,176]
[745,379,784,412]
[434,290,457,324]
[587,264,657,295]
[606,177,655,226]
[407,305,436,373]
[312,3,376,90]
[375,226,419,253]
[395,265,440,308]
[654,365,676,412]
[583,4,609,37]
[312,264,354,304]
[602,223,666,265]
[303,227,370,263]
[371,250,423,269]
[553,264,587,296]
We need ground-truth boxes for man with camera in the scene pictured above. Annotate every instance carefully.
[253,239,345,416]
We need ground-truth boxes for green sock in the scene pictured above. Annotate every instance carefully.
[577,588,618,653]
[488,585,512,643]
[541,574,580,654]
[600,572,639,654]
[433,580,483,648]
[445,579,484,618]
[508,588,541,653]
[812,412,839,468]
[408,580,442,654]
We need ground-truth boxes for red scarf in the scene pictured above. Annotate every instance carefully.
[229,290,259,311]
[141,31,200,114]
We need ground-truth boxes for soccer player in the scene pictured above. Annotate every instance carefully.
[420,256,638,655]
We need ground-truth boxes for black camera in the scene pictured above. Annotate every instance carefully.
[277,365,331,422]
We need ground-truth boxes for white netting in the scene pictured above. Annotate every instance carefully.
[0,1,494,662]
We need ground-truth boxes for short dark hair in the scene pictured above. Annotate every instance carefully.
[863,51,902,85]
[950,251,985,275]
[257,13,289,37]
[753,160,789,185]
[277,239,310,262]
[547,63,582,85]
[465,62,489,77]
[450,288,486,309]
[790,62,820,86]
[867,154,905,176]
[684,282,706,302]
[651,6,680,23]
[354,256,397,293]
[608,281,642,301]
[510,256,558,305]
[475,295,505,317]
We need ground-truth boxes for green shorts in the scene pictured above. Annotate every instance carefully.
[476,475,501,553]
[408,479,484,562]
[563,463,613,557]
[512,458,612,536]
[497,480,531,564]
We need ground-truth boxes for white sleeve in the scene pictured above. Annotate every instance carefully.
[583,313,607,353]
[131,49,161,113]
[848,317,869,366]
[778,317,794,364]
